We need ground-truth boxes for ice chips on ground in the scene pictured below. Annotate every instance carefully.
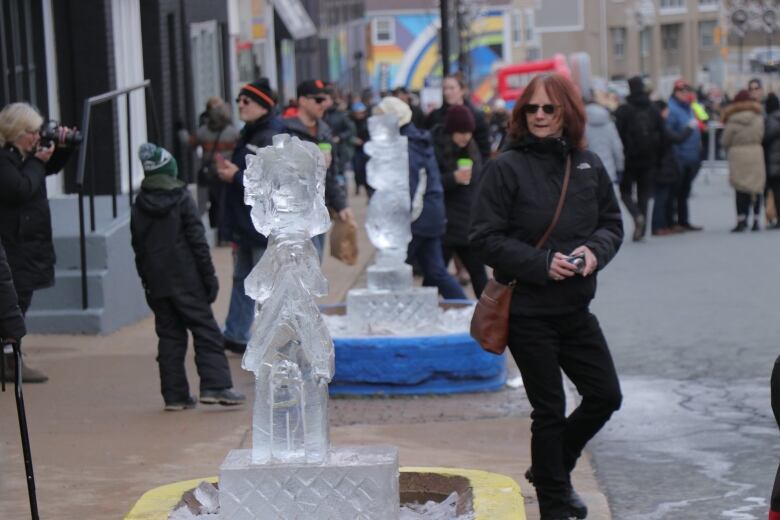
[400,492,475,520]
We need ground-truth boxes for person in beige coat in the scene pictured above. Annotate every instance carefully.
[722,89,766,232]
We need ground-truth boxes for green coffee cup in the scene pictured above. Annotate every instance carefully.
[457,158,473,169]
[318,142,332,152]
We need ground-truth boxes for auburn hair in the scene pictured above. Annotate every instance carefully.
[508,73,587,150]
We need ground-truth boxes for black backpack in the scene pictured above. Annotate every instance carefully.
[624,105,660,160]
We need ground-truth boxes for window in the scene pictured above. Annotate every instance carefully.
[699,20,717,49]
[662,24,681,52]
[512,10,522,46]
[372,17,395,45]
[523,9,536,44]
[612,27,626,59]
[640,28,651,58]
[660,0,684,8]
[699,0,719,8]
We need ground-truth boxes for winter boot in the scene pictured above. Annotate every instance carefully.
[1,352,49,383]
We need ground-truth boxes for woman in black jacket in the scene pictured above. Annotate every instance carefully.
[432,104,487,297]
[470,74,623,520]
[0,102,72,383]
[764,93,780,229]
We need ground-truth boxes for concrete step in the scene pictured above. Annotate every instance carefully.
[30,269,106,310]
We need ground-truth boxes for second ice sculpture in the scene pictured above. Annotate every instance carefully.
[218,134,399,519]
[346,115,438,333]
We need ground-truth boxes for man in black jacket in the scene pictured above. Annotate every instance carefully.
[215,79,285,354]
[132,143,244,411]
[615,76,664,241]
[284,79,353,258]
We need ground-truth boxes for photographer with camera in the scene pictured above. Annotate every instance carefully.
[0,102,77,383]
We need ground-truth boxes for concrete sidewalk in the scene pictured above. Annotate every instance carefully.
[0,190,611,519]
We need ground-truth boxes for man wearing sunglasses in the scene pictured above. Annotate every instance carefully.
[283,79,353,259]
[215,78,285,354]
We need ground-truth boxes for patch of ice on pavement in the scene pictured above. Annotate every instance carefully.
[399,491,474,520]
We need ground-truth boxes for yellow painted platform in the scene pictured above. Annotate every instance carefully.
[124,467,525,519]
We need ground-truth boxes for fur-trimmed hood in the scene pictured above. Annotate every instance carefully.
[722,100,762,123]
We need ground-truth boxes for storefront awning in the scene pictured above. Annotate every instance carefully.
[271,0,317,40]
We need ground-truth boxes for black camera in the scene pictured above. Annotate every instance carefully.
[565,253,585,273]
[39,120,83,148]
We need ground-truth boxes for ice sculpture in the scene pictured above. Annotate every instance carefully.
[240,133,333,465]
[218,134,399,520]
[346,115,438,332]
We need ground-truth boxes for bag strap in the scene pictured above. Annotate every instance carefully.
[534,154,572,248]
[202,127,225,166]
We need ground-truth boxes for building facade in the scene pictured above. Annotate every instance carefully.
[365,0,513,105]
[510,0,723,97]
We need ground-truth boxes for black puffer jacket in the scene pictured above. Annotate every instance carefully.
[469,136,623,316]
[656,125,693,184]
[0,238,25,341]
[284,116,348,212]
[0,144,70,293]
[130,186,218,301]
[764,110,780,179]
[432,125,483,246]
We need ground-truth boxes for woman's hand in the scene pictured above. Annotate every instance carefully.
[569,245,598,276]
[548,252,578,281]
[34,143,55,163]
[454,168,472,185]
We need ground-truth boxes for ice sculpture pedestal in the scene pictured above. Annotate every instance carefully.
[346,287,439,333]
[219,446,400,520]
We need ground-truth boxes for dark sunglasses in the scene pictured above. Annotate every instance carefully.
[308,96,328,104]
[235,96,252,105]
[522,103,558,115]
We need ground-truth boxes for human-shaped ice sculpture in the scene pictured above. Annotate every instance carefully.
[241,133,333,465]
[345,113,439,334]
[363,114,413,290]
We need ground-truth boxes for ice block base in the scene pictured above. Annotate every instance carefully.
[219,446,400,520]
[346,287,439,333]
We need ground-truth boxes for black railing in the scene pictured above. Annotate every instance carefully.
[75,80,161,309]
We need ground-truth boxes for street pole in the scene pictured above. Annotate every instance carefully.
[441,0,450,76]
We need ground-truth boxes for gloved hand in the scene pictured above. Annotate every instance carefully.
[204,275,219,304]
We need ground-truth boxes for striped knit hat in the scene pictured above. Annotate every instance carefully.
[138,143,177,178]
[239,78,276,110]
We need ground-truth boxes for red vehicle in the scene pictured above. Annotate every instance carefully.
[496,54,571,104]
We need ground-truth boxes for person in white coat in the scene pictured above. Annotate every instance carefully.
[585,99,624,183]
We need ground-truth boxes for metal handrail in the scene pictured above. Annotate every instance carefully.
[75,80,161,310]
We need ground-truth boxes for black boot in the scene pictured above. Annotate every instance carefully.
[731,220,748,233]
[526,467,588,519]
[1,353,49,383]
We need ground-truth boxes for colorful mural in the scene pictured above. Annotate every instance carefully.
[367,9,508,104]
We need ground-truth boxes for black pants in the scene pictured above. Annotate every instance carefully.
[442,243,488,298]
[768,177,780,223]
[771,356,780,513]
[147,292,232,404]
[676,163,701,227]
[620,162,654,224]
[735,191,762,222]
[508,309,622,517]
[16,290,33,316]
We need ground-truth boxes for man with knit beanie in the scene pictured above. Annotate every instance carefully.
[374,96,467,300]
[132,143,245,410]
[215,78,285,354]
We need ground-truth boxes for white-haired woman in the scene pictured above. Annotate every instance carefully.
[0,102,70,383]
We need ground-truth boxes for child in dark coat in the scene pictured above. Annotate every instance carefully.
[131,144,245,411]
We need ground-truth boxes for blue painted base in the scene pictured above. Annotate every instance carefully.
[329,369,507,396]
[325,301,507,396]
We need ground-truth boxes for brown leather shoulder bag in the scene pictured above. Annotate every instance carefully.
[470,155,572,355]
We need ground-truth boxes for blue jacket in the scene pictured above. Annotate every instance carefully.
[402,124,446,238]
[666,96,702,167]
[221,114,285,248]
